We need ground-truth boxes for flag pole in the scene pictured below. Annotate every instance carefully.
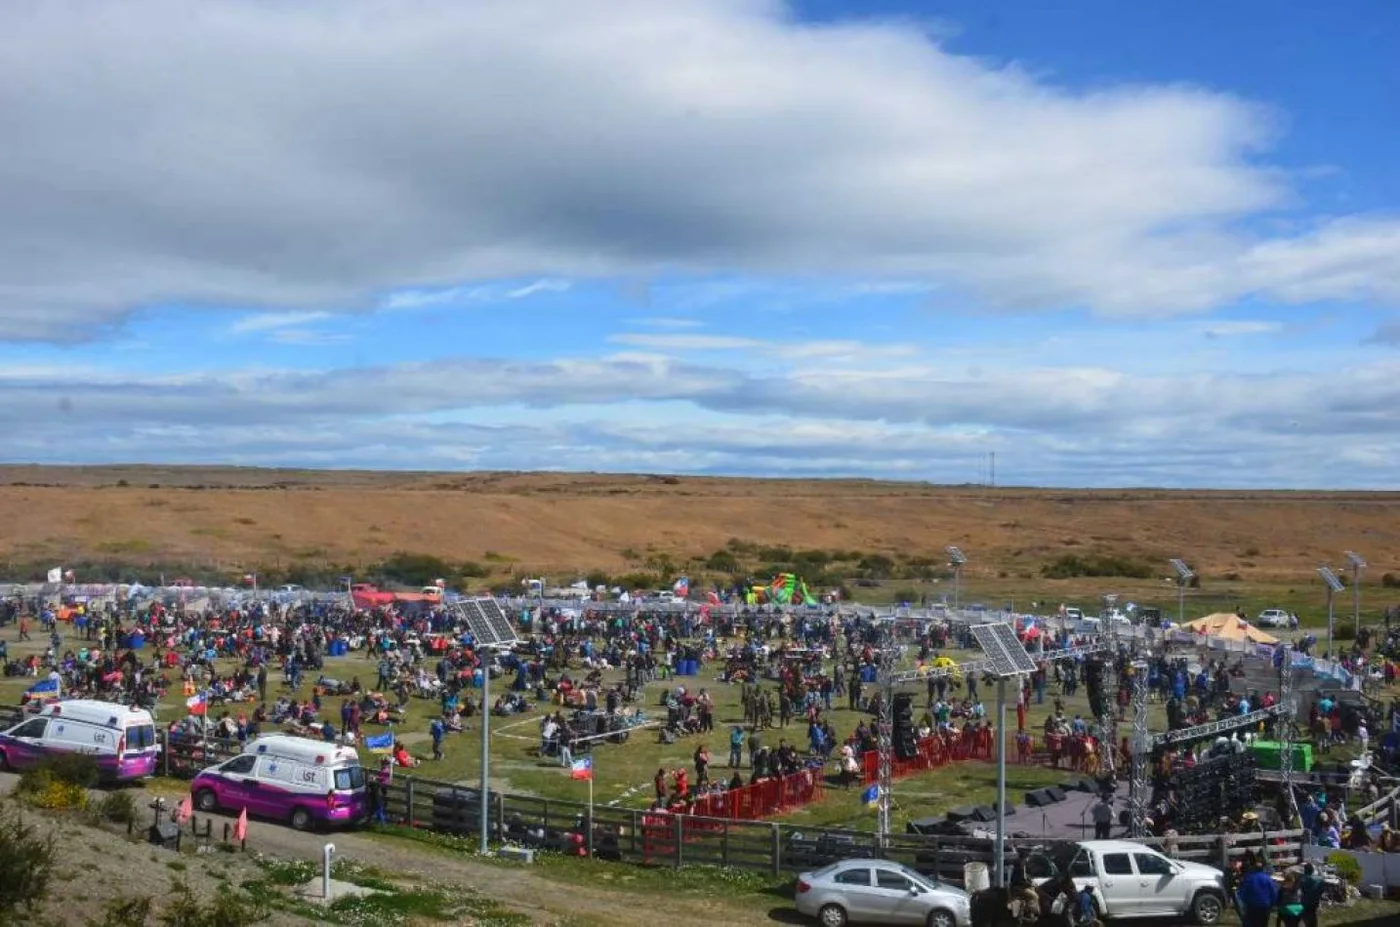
[586,756,595,858]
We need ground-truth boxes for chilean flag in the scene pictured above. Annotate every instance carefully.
[673,576,690,599]
[185,693,208,716]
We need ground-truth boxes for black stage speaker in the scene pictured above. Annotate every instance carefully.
[892,694,918,760]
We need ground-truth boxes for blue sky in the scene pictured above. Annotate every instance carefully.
[2,1,1399,487]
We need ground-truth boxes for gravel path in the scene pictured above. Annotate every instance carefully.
[0,773,785,926]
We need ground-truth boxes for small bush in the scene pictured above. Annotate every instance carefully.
[94,791,137,826]
[0,803,57,916]
[86,895,153,927]
[27,781,89,811]
[1381,572,1400,589]
[1326,852,1362,885]
[22,753,101,791]
[160,882,269,927]
[1040,553,1155,580]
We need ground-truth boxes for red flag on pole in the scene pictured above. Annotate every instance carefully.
[176,796,193,824]
[233,807,248,843]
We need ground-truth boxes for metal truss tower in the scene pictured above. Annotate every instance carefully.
[1277,646,1301,826]
[1096,613,1120,777]
[1127,660,1152,836]
[876,635,896,845]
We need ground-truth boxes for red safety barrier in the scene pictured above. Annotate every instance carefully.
[859,728,997,784]
[640,767,826,861]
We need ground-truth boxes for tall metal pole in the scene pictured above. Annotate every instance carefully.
[953,566,961,611]
[1177,580,1185,626]
[479,649,491,854]
[994,678,1007,887]
[1352,563,1361,637]
[1326,590,1335,660]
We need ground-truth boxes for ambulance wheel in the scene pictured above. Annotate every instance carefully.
[289,807,312,831]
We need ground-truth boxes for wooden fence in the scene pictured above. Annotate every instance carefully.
[375,770,1308,883]
[0,702,1377,885]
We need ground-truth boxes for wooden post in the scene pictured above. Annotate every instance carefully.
[771,822,781,876]
[674,815,684,868]
[629,809,639,856]
[721,821,730,867]
[404,777,415,827]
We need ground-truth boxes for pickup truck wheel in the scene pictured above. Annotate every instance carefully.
[817,903,848,927]
[926,910,956,927]
[1191,890,1224,925]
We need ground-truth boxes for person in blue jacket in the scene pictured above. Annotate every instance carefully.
[1234,857,1278,927]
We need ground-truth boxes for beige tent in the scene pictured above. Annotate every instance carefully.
[1182,612,1279,645]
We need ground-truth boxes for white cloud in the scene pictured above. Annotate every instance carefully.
[608,334,763,351]
[230,311,332,334]
[3,1,1399,341]
[4,350,1400,487]
[1197,320,1283,338]
[382,278,571,310]
[629,317,704,330]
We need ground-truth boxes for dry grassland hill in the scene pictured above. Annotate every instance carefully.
[0,465,1397,587]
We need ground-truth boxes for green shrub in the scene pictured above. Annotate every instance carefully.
[1326,852,1362,885]
[159,882,268,927]
[86,895,153,927]
[24,753,101,791]
[1039,553,1155,580]
[0,803,56,916]
[94,791,137,826]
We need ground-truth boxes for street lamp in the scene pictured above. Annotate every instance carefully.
[1344,551,1366,637]
[946,547,967,611]
[1318,567,1345,659]
[1169,559,1194,626]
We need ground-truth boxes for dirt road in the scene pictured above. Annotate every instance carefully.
[0,773,791,926]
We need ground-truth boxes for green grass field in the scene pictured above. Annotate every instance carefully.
[1,621,1389,835]
[0,629,1186,833]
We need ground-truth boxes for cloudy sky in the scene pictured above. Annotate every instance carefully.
[3,1,1399,487]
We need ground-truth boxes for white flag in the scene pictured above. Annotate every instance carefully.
[47,567,62,584]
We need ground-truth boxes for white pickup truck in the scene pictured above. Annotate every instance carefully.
[1033,840,1228,925]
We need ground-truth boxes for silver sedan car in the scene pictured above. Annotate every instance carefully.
[794,859,971,927]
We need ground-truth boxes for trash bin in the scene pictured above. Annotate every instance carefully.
[963,861,990,893]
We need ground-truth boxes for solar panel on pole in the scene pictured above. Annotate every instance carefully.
[970,622,1037,677]
[457,597,520,646]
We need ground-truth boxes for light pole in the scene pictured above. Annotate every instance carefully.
[1345,551,1366,637]
[1318,567,1344,659]
[479,645,495,855]
[1169,559,1194,626]
[946,546,967,611]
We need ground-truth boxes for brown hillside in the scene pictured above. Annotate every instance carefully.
[0,466,1396,583]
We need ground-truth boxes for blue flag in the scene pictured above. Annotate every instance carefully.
[365,733,394,754]
[861,784,880,808]
[26,678,60,695]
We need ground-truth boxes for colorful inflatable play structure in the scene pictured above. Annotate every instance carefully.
[743,572,819,606]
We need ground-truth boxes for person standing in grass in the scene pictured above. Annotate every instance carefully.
[728,726,745,768]
[430,717,446,761]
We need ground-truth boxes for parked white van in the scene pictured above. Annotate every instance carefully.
[0,699,160,781]
[190,733,367,830]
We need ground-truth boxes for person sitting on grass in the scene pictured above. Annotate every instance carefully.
[392,740,420,768]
